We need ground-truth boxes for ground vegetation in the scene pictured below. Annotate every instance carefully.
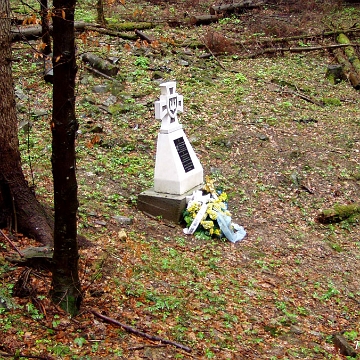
[1,0,360,358]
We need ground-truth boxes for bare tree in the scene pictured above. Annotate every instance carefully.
[50,0,82,315]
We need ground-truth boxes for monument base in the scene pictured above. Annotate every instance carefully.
[137,185,203,223]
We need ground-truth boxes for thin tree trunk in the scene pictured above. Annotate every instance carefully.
[40,0,51,55]
[0,0,54,245]
[96,0,107,25]
[50,0,82,315]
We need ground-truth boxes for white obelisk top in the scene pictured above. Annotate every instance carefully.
[155,81,183,134]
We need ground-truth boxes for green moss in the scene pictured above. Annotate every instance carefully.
[319,204,360,224]
[322,97,341,106]
[108,22,153,32]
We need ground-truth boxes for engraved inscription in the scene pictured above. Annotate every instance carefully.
[174,137,194,173]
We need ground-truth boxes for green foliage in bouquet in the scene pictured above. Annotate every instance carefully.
[183,177,231,239]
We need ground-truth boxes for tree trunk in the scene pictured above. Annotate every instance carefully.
[10,22,86,42]
[40,0,51,55]
[335,33,360,90]
[336,33,360,73]
[50,0,82,315]
[96,0,107,25]
[0,0,54,245]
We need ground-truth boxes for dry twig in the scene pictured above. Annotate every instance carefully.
[91,310,192,353]
[0,229,23,257]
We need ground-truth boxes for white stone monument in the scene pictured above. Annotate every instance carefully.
[137,81,204,222]
[154,81,203,195]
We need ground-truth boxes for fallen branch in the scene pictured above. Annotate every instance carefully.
[237,27,360,46]
[82,52,119,77]
[271,79,324,107]
[199,36,227,71]
[108,22,153,32]
[11,21,86,41]
[210,0,264,15]
[91,310,192,353]
[0,229,23,257]
[189,15,220,26]
[333,333,357,357]
[335,33,360,90]
[0,350,49,359]
[337,33,360,73]
[240,43,360,59]
[85,25,137,40]
[283,89,324,107]
[83,65,116,80]
[134,29,155,43]
[333,48,360,89]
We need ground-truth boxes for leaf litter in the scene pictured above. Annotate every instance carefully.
[1,0,360,359]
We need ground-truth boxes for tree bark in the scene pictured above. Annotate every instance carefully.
[96,0,107,25]
[134,29,155,43]
[50,0,82,315]
[0,0,54,246]
[335,33,360,90]
[40,0,51,55]
[10,21,86,42]
[336,33,360,73]
[82,52,119,76]
[84,25,138,40]
[210,0,264,15]
[189,15,220,26]
[316,204,360,224]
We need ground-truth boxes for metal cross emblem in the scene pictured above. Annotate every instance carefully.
[155,81,183,134]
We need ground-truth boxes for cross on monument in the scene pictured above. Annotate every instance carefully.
[155,81,183,134]
[137,81,204,221]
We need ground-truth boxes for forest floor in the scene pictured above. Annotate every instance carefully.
[1,0,360,359]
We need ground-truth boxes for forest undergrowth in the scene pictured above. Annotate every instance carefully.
[1,0,360,359]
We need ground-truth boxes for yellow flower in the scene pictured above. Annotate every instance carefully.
[218,192,227,202]
[203,176,217,195]
[212,203,223,212]
[188,202,201,215]
[201,220,214,230]
[207,209,218,220]
[214,228,221,236]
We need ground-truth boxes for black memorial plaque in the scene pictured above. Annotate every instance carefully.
[174,137,195,173]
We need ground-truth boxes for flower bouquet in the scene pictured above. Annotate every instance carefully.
[183,177,246,243]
